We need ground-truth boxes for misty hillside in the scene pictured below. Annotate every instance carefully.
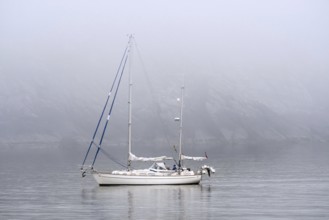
[1,60,329,150]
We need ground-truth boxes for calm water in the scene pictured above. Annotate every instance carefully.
[1,145,329,219]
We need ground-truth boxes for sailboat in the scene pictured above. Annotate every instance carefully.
[81,35,215,186]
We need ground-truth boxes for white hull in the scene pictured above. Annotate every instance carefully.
[93,172,202,186]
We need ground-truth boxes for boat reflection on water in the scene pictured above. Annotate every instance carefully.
[81,183,213,219]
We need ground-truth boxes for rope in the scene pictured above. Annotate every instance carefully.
[133,39,174,152]
[99,148,127,168]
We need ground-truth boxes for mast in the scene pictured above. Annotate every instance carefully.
[127,35,133,170]
[178,85,184,172]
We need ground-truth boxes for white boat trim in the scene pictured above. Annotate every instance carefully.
[93,171,202,186]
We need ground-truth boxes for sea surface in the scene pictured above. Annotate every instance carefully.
[0,144,329,219]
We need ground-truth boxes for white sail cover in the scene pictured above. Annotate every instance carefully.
[129,153,173,162]
[181,154,207,161]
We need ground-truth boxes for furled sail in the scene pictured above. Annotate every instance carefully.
[129,153,173,162]
[181,154,207,161]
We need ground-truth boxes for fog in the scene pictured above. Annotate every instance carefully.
[1,0,329,158]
